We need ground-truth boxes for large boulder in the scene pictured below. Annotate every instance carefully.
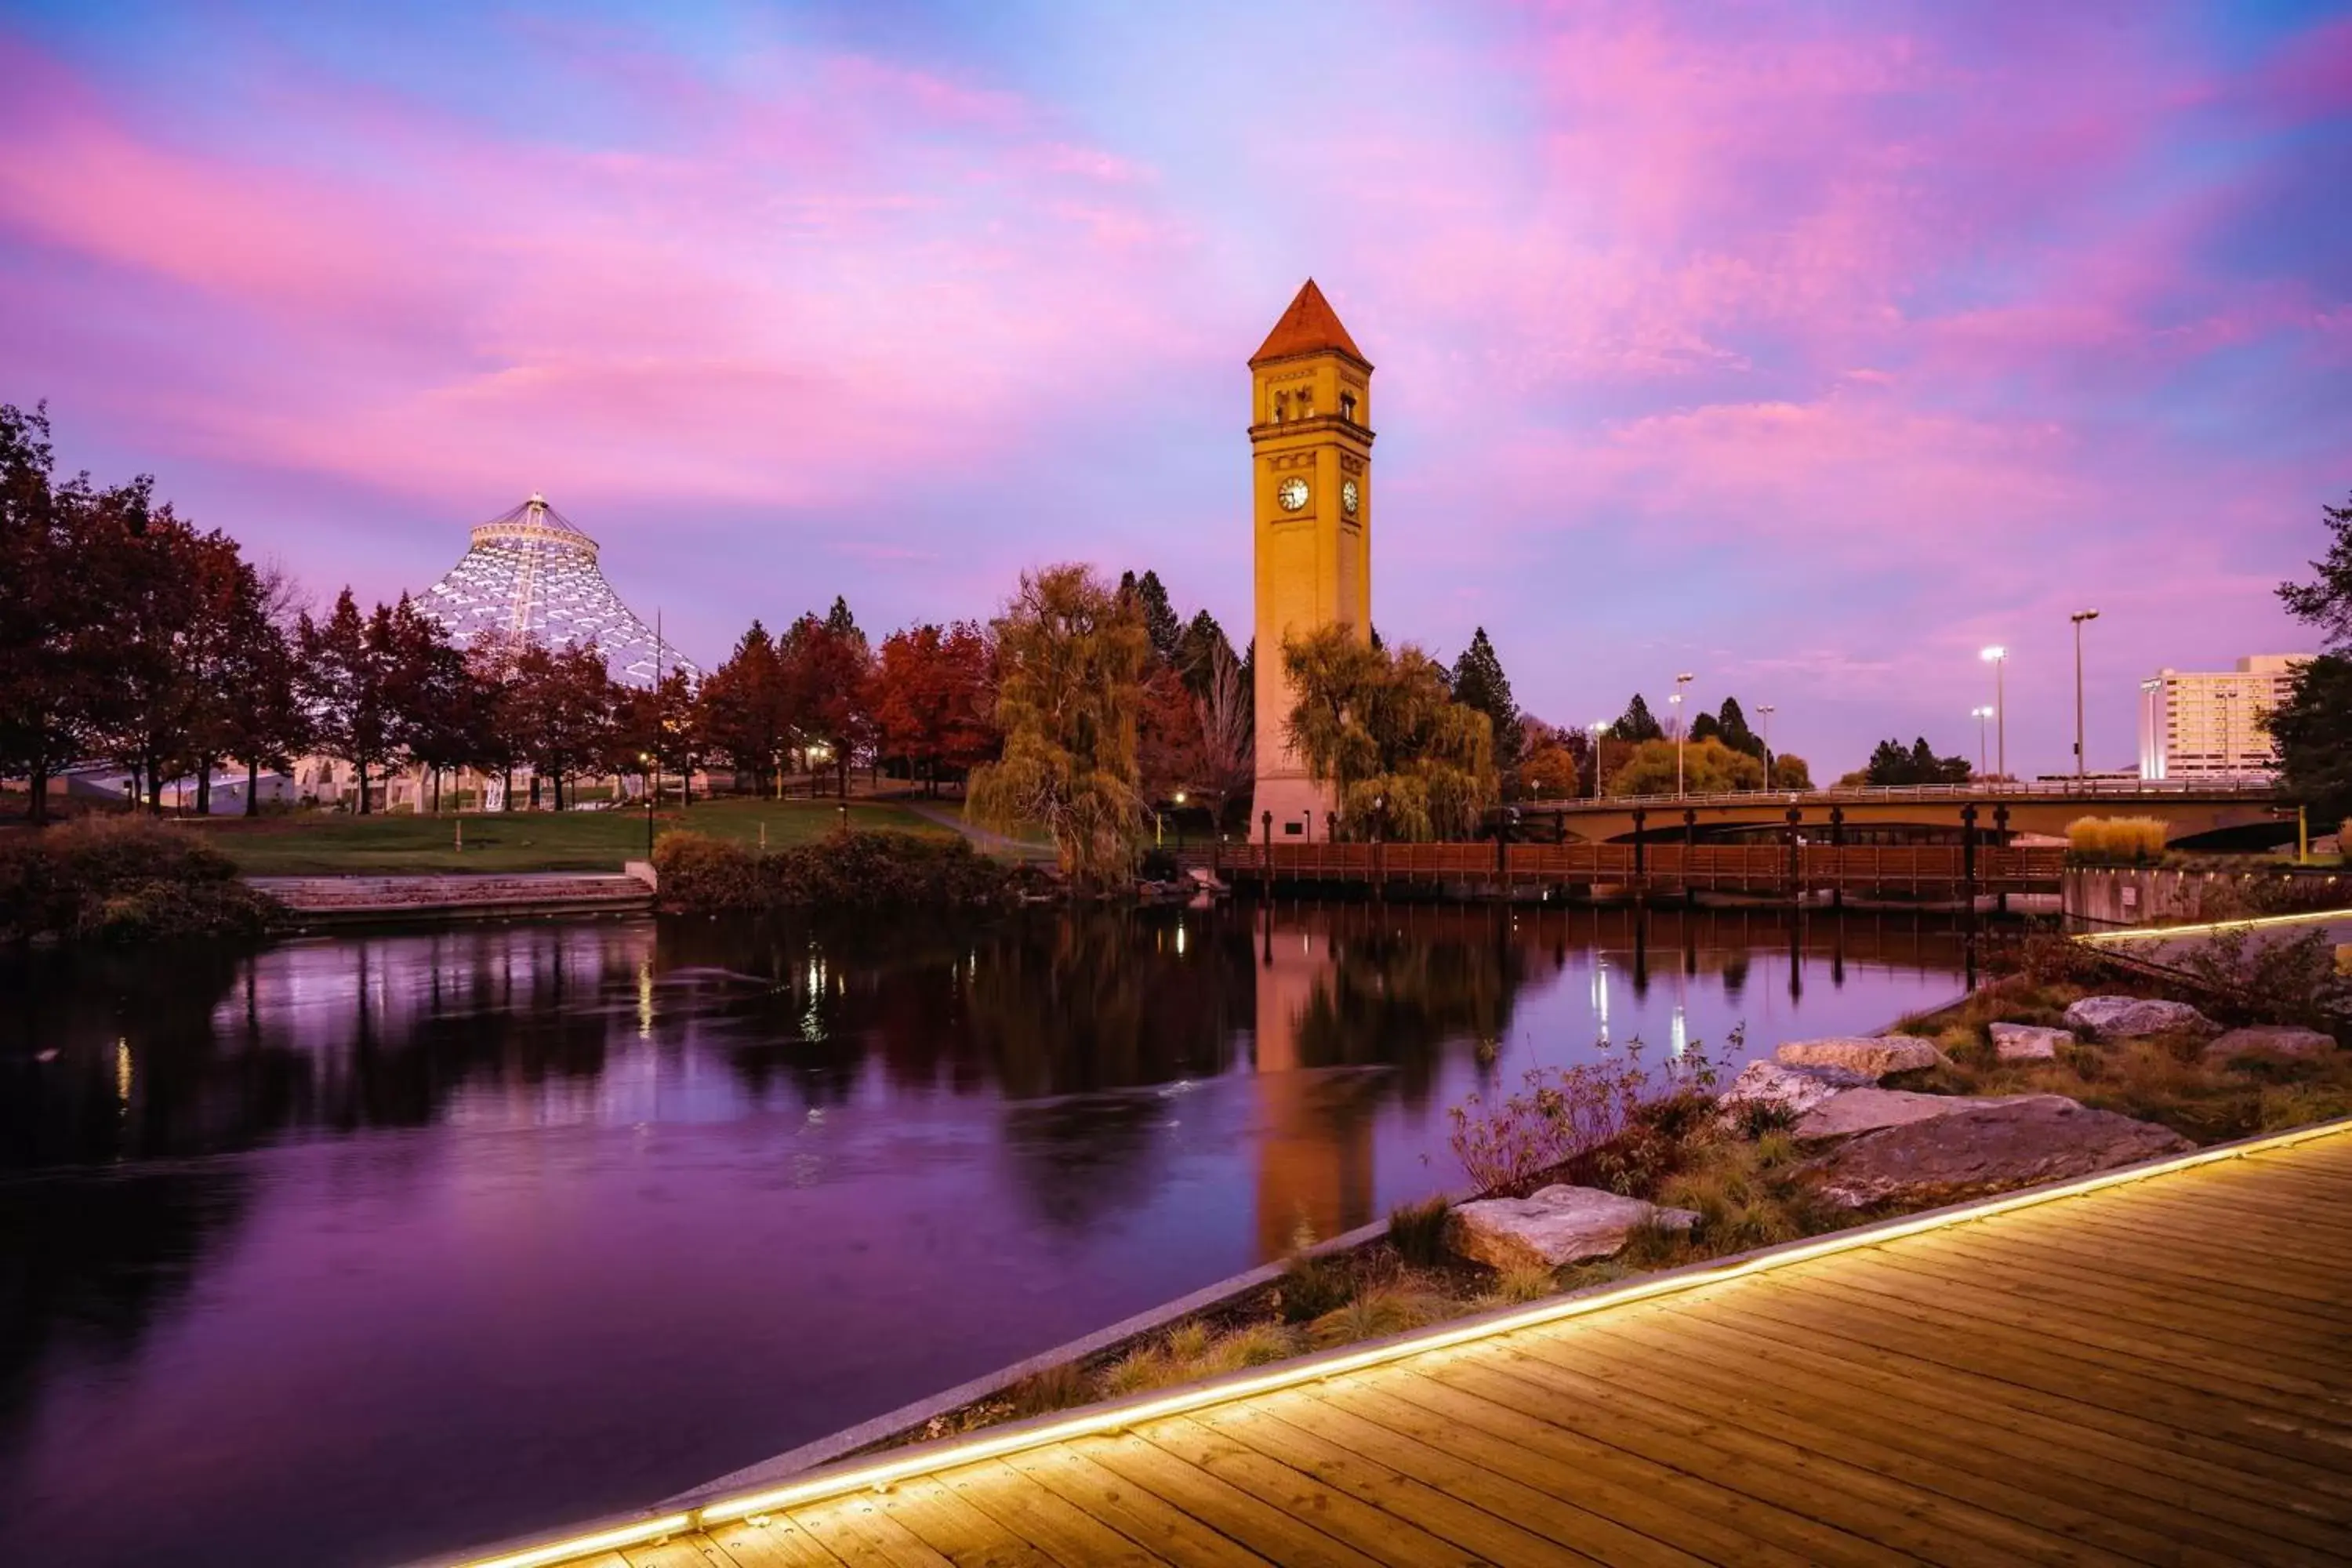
[1803,1098,2192,1210]
[1715,1059,1871,1123]
[2203,1025,2336,1065]
[1793,1088,2070,1142]
[1990,1022,2075,1062]
[1446,1185,1700,1272]
[1774,1035,1948,1080]
[2061,995,2217,1040]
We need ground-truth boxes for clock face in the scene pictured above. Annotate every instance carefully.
[1277,477,1310,512]
[1341,478,1360,516]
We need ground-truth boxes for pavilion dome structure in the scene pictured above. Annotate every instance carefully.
[419,493,698,688]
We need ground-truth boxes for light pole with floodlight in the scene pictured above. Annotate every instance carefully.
[2070,609,2100,779]
[1980,647,2007,782]
[1672,672,1694,797]
[1757,703,1776,790]
[1591,722,1610,801]
[1971,707,1994,779]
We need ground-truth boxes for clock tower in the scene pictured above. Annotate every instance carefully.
[1250,279,1374,840]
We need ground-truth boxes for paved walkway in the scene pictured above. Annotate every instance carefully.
[467,1120,2352,1568]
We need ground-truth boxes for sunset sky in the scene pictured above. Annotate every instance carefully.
[3,1,2347,775]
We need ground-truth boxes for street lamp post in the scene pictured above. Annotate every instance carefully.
[2070,610,2100,778]
[1971,706,1994,779]
[1672,672,1694,798]
[1591,721,1610,801]
[1980,647,2007,781]
[1757,703,1776,790]
[638,753,655,857]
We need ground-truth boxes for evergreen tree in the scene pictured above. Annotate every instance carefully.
[2268,490,2352,828]
[1863,735,1970,786]
[1135,570,1183,667]
[1716,696,1763,760]
[824,595,859,639]
[1688,711,1722,745]
[1449,626,1521,770]
[1613,692,1664,742]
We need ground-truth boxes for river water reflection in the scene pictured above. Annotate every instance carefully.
[1,901,1971,1566]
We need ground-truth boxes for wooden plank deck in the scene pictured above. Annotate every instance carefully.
[503,1126,2352,1568]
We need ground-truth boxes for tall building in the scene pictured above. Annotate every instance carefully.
[419,493,698,688]
[2136,655,2310,779]
[1250,280,1374,838]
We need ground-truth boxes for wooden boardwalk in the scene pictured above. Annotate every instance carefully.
[499,1125,2352,1568]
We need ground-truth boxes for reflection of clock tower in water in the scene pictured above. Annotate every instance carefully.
[1250,280,1373,838]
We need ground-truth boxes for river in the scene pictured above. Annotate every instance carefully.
[0,901,1973,1566]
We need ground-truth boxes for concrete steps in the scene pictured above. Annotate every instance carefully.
[248,872,654,921]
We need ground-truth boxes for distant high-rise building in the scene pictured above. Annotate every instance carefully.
[419,493,697,688]
[2136,655,2309,779]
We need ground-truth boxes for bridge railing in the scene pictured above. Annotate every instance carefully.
[1221,840,2067,892]
[1523,775,2281,813]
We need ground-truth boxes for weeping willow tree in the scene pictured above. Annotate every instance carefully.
[967,564,1150,884]
[1281,625,1497,840]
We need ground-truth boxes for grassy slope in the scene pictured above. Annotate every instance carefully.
[181,797,960,875]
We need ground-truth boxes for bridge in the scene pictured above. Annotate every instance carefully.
[1515,775,2289,850]
[441,1117,2352,1568]
[1203,839,2064,902]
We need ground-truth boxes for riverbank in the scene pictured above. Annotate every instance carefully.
[177,797,956,875]
[660,916,2352,1488]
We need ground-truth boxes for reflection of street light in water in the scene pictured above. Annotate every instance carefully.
[1590,956,1610,1046]
[1671,1002,1688,1061]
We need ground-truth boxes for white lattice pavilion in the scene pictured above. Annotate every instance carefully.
[420,492,698,688]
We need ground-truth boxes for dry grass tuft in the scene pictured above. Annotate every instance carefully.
[2067,816,2168,859]
[1307,1283,1451,1348]
[1386,1194,1451,1269]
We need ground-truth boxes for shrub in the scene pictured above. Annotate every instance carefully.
[0,817,277,942]
[1447,1034,1721,1196]
[650,831,761,909]
[1386,1195,1450,1268]
[654,828,1023,913]
[2066,816,2167,861]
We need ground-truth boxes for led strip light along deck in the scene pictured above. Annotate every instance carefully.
[2084,905,2349,943]
[449,1114,2352,1568]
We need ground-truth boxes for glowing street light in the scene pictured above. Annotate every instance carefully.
[2070,609,2100,779]
[1980,647,2007,781]
[1591,721,1610,801]
[1673,672,1695,798]
[1757,703,1777,791]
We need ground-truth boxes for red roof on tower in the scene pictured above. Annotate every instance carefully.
[1250,279,1369,368]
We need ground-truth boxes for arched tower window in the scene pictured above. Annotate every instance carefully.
[1340,391,1358,423]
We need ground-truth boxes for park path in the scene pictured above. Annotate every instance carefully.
[898,799,1051,860]
[438,1119,2352,1568]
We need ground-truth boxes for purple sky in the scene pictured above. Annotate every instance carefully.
[3,2,2347,775]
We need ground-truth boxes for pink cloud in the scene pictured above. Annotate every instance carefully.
[0,33,1202,515]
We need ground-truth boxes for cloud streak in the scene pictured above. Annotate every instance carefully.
[0,2,2344,775]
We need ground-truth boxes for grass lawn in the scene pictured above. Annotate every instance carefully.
[180,797,962,876]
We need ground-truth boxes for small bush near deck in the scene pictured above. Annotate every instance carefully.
[1448,1035,1722,1195]
[1386,1195,1450,1268]
[2066,816,2168,860]
[1102,1322,1305,1397]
